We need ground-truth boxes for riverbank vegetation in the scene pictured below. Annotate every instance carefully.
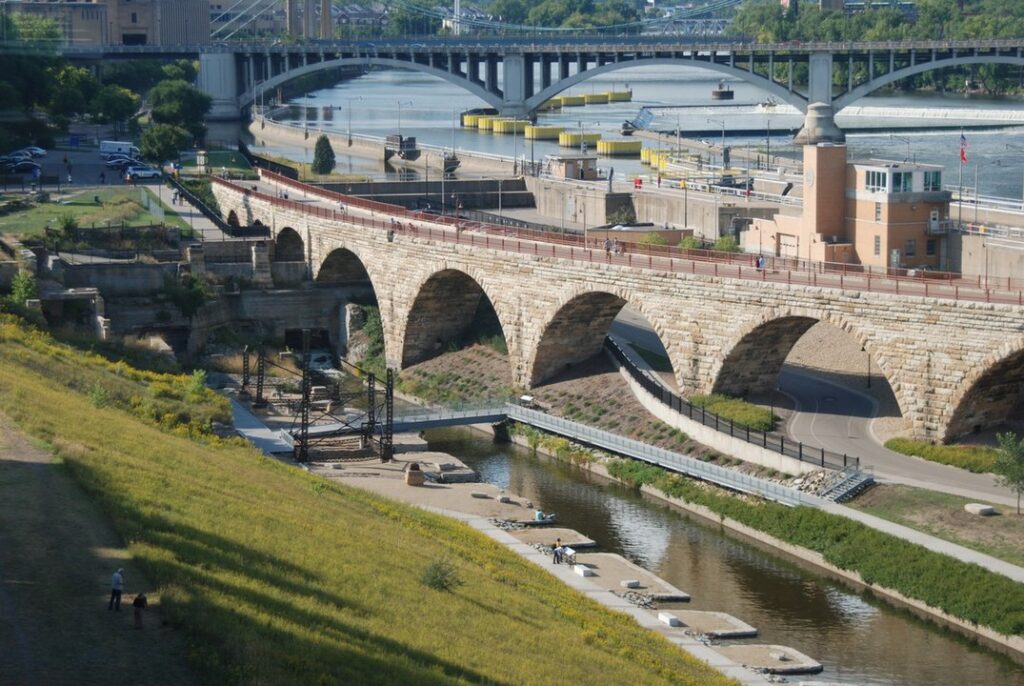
[605,458,1024,637]
[885,437,997,473]
[0,315,739,686]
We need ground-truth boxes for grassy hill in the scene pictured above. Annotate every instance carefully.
[0,317,737,686]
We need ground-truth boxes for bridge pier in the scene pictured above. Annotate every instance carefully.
[198,53,241,122]
[794,53,845,145]
[499,54,530,118]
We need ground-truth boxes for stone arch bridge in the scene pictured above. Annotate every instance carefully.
[211,176,1024,443]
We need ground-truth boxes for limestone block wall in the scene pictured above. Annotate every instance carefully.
[212,181,1024,441]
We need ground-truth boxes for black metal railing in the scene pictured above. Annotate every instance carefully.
[604,337,859,471]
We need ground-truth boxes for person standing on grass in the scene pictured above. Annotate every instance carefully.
[108,568,124,611]
[133,593,148,629]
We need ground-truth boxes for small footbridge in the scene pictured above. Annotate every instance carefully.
[298,396,871,505]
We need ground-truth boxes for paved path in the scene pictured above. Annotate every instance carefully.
[780,369,1017,508]
[230,399,294,454]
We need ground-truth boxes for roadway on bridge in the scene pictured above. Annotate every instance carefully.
[610,307,1018,507]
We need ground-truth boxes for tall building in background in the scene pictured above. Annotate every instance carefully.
[1,0,210,45]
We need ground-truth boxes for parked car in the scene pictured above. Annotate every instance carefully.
[125,165,161,179]
[6,160,41,174]
[105,157,137,169]
[14,146,46,158]
[0,152,31,165]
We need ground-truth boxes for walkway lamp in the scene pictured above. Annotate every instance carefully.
[706,118,726,170]
[397,100,413,137]
[889,134,912,162]
[348,95,363,144]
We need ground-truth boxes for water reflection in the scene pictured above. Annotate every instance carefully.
[423,427,1024,686]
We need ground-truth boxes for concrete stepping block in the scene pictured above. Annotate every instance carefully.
[674,611,758,639]
[470,491,491,499]
[964,503,996,516]
[658,612,683,627]
[621,579,641,589]
[573,564,595,577]
[716,644,823,675]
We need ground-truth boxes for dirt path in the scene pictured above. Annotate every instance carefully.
[0,414,197,686]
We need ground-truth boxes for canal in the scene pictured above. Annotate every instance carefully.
[423,426,1024,686]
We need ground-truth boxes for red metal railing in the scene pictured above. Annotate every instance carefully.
[213,173,1024,307]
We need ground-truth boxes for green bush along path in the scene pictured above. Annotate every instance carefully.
[885,438,998,474]
[0,318,737,686]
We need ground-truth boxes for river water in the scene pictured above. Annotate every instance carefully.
[263,65,1024,200]
[422,426,1024,686]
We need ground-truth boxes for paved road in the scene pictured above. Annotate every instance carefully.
[611,306,1018,507]
[780,370,1016,507]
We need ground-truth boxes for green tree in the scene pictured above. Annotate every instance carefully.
[383,6,441,36]
[7,271,37,306]
[487,0,530,24]
[102,60,165,93]
[311,134,336,175]
[162,59,198,84]
[140,123,190,163]
[91,84,140,132]
[148,79,212,136]
[47,64,99,118]
[994,432,1024,515]
[11,14,61,42]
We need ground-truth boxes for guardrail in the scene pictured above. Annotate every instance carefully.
[604,337,859,472]
[505,403,804,506]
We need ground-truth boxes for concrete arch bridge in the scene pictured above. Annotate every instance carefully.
[210,174,1024,443]
[182,37,1024,141]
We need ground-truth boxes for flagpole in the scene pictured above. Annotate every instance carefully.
[958,128,964,228]
[974,163,979,225]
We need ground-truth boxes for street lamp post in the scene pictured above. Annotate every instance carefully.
[397,100,412,137]
[347,95,363,145]
[707,118,726,170]
[890,134,912,162]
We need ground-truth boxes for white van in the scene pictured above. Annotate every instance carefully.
[100,141,140,159]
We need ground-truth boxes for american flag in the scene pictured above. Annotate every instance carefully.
[960,131,968,165]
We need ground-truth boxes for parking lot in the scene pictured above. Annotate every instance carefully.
[1,143,160,191]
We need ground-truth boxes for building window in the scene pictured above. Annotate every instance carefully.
[131,12,137,23]
[874,202,882,222]
[874,235,881,256]
[926,239,936,256]
[905,239,917,257]
[892,172,912,193]
[865,170,886,192]
[924,170,942,192]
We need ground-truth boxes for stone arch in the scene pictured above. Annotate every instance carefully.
[943,338,1024,441]
[275,226,305,262]
[529,288,680,388]
[241,57,503,110]
[316,246,372,285]
[524,58,809,114]
[833,56,1024,111]
[709,307,904,416]
[400,267,510,368]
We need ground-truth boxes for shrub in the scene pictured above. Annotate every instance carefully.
[713,235,740,252]
[421,559,463,591]
[678,236,701,250]
[689,393,775,431]
[885,438,997,473]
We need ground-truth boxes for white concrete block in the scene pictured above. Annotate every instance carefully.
[621,579,641,589]
[964,503,996,516]
[658,612,682,627]
[573,565,594,577]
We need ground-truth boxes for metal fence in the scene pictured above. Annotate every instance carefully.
[604,337,860,471]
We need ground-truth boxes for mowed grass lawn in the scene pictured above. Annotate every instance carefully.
[0,319,736,686]
[850,484,1024,567]
[0,187,188,235]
